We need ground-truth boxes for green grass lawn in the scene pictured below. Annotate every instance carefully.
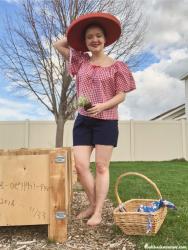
[92,160,188,249]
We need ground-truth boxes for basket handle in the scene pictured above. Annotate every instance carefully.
[114,172,162,205]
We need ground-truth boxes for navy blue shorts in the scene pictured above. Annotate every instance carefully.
[73,113,119,147]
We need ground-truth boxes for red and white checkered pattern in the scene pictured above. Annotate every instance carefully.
[68,48,136,120]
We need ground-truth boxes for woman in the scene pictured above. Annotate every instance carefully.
[53,12,136,226]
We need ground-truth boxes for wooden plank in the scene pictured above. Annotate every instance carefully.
[0,148,51,156]
[67,148,72,214]
[53,147,72,214]
[0,154,49,225]
[48,149,68,243]
[71,148,77,185]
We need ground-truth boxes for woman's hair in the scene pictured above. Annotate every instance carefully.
[83,23,107,39]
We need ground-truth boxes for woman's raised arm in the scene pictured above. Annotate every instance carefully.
[53,36,70,60]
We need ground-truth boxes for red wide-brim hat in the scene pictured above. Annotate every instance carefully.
[67,12,121,52]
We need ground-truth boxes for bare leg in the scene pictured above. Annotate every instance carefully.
[73,145,95,219]
[87,145,113,226]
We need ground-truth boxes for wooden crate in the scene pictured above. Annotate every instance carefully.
[0,147,75,243]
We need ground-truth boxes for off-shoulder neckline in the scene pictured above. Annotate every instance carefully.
[88,60,121,69]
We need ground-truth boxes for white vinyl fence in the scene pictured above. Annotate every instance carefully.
[0,119,187,161]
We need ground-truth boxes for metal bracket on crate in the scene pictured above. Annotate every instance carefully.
[55,211,66,220]
[55,155,65,164]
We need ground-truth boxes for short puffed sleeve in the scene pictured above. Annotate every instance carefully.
[68,48,89,77]
[115,61,136,94]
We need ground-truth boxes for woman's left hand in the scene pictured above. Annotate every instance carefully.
[87,103,106,116]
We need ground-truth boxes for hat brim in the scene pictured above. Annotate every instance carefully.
[67,12,121,52]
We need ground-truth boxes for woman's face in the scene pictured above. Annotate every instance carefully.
[85,26,106,53]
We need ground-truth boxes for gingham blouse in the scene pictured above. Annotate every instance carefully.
[68,48,136,120]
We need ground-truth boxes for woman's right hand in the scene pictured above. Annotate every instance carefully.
[53,35,68,48]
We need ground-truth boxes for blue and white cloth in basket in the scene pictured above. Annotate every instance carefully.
[137,199,177,233]
[137,199,177,213]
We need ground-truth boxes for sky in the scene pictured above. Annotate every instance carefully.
[0,0,188,121]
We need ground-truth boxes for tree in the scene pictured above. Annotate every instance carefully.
[0,0,147,147]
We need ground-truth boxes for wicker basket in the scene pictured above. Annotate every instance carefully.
[113,172,167,236]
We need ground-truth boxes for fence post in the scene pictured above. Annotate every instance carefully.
[181,119,187,160]
[24,119,29,148]
[130,119,135,161]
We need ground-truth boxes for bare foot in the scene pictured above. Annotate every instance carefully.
[86,213,102,226]
[76,205,94,219]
